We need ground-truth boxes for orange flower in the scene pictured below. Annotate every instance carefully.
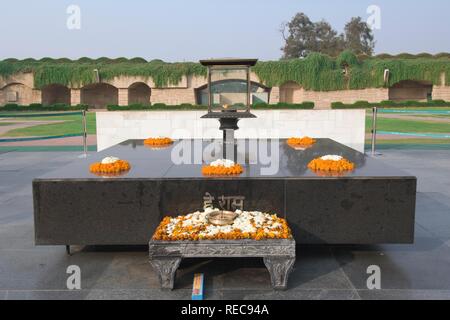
[144,137,174,147]
[89,160,131,174]
[151,214,292,241]
[287,137,316,148]
[201,164,244,176]
[307,157,355,173]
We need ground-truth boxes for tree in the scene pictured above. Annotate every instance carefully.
[314,20,345,57]
[344,17,375,56]
[281,13,375,58]
[281,13,316,59]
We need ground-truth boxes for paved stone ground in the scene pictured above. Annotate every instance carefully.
[0,135,97,147]
[1,150,450,300]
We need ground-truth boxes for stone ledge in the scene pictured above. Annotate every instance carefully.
[149,238,296,290]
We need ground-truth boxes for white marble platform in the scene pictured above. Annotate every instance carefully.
[96,109,366,152]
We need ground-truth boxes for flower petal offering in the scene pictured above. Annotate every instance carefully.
[152,208,292,241]
[89,156,131,175]
[202,159,244,176]
[287,136,316,148]
[307,155,355,172]
[144,137,174,147]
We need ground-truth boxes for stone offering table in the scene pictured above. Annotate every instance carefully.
[149,239,296,290]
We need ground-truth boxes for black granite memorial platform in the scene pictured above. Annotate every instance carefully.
[33,139,416,246]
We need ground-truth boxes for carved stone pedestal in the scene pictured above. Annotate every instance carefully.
[149,239,296,290]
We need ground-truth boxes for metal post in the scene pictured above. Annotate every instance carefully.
[371,107,378,156]
[207,67,212,113]
[82,110,88,157]
[246,66,251,112]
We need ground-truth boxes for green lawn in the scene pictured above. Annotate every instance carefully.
[366,138,450,145]
[0,122,16,126]
[379,107,450,111]
[365,117,450,134]
[1,113,96,137]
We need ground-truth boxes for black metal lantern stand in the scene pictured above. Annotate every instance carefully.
[199,59,258,157]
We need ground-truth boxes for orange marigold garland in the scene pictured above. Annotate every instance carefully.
[202,159,243,176]
[89,157,131,175]
[287,136,316,148]
[152,211,292,241]
[202,164,244,176]
[307,155,355,173]
[312,170,347,177]
[144,137,174,147]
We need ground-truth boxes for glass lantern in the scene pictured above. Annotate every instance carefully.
[199,58,258,116]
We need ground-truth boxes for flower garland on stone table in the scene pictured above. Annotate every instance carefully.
[152,209,292,241]
[307,155,355,172]
[144,137,174,147]
[287,136,316,148]
[89,156,131,175]
[202,159,244,176]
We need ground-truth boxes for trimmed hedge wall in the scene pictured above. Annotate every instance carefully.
[0,103,89,111]
[107,104,207,111]
[2,51,450,90]
[107,102,315,111]
[252,102,315,109]
[331,100,450,109]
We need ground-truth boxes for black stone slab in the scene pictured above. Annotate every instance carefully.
[33,139,417,245]
[286,179,416,244]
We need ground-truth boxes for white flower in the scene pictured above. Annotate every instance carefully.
[101,156,120,164]
[210,159,236,168]
[204,207,216,214]
[320,155,343,161]
[164,210,283,238]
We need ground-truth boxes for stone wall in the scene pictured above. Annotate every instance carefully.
[151,88,197,105]
[0,83,34,105]
[1,71,450,109]
[80,83,118,109]
[388,80,432,101]
[41,84,71,105]
[432,86,450,101]
[0,73,34,89]
[275,83,390,108]
[301,88,390,109]
[279,81,303,104]
[128,83,151,105]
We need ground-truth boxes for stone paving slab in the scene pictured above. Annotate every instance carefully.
[0,150,450,299]
[356,289,450,300]
[0,135,96,147]
[220,289,360,300]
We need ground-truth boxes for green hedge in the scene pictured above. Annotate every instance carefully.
[107,102,315,111]
[331,100,450,109]
[0,103,88,111]
[107,103,208,111]
[252,102,315,109]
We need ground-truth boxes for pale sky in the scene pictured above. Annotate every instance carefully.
[1,0,449,61]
